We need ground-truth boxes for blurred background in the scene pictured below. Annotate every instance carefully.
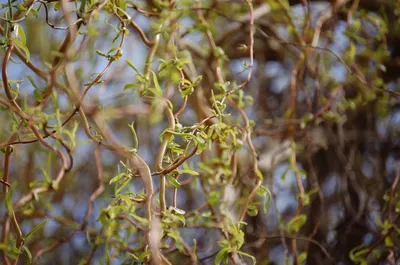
[1,0,400,264]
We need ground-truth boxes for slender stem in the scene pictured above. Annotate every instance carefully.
[7,0,13,19]
[144,31,161,81]
[156,102,176,213]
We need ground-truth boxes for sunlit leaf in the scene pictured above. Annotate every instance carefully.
[12,38,30,62]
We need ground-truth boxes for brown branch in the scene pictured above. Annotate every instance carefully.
[129,19,153,47]
[33,230,79,263]
[128,3,160,17]
[39,0,84,30]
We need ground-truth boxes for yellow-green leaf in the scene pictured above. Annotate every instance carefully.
[12,38,30,62]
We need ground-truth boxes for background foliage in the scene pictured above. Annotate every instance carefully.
[1,0,400,264]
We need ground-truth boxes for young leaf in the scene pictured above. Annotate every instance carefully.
[96,50,108,58]
[215,247,230,265]
[237,250,256,265]
[27,75,38,89]
[286,214,307,233]
[179,169,199,176]
[109,173,125,185]
[126,59,140,73]
[25,218,50,240]
[151,71,163,97]
[15,24,27,44]
[22,245,32,263]
[167,174,181,188]
[12,38,30,62]
[124,83,141,90]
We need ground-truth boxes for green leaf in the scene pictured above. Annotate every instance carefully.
[179,169,199,176]
[247,202,259,216]
[15,24,27,44]
[297,252,307,265]
[167,174,181,188]
[33,88,44,102]
[96,50,108,58]
[128,122,139,150]
[115,0,126,11]
[12,38,30,62]
[11,246,22,255]
[151,71,163,97]
[348,43,356,62]
[349,244,369,263]
[116,178,131,194]
[167,230,184,252]
[158,59,169,73]
[193,75,203,87]
[281,166,290,182]
[255,168,263,180]
[124,83,141,90]
[302,113,314,123]
[179,79,194,96]
[298,169,307,179]
[138,250,151,261]
[5,185,14,215]
[16,4,27,11]
[25,218,50,240]
[27,75,38,89]
[237,250,256,265]
[22,245,32,263]
[31,8,38,17]
[215,247,230,265]
[135,74,147,84]
[175,57,190,69]
[108,47,122,60]
[214,47,226,58]
[207,191,220,206]
[63,125,78,151]
[384,236,393,247]
[109,173,125,185]
[117,194,133,207]
[130,213,150,225]
[129,253,140,262]
[217,239,230,249]
[126,59,140,73]
[286,214,307,233]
